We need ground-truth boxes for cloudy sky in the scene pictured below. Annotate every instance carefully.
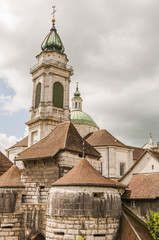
[0,0,159,153]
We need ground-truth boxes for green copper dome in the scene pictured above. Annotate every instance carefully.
[41,22,65,54]
[71,111,98,127]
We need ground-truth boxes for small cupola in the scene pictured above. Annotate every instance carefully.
[71,82,83,111]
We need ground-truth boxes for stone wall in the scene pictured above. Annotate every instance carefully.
[57,151,101,175]
[0,212,24,240]
[48,187,121,218]
[46,217,120,240]
[21,159,59,204]
[47,186,121,240]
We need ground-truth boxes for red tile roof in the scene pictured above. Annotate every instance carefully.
[52,158,125,188]
[86,129,126,147]
[123,173,159,199]
[0,165,24,187]
[117,205,153,240]
[9,136,28,149]
[16,122,100,161]
[0,151,13,176]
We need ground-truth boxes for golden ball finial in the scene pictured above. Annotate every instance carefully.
[52,18,56,23]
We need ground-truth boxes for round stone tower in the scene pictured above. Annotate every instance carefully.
[46,158,125,240]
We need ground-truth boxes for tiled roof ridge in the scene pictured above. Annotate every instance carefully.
[16,122,100,161]
[64,122,100,157]
[102,129,125,145]
[87,128,126,147]
[148,150,159,162]
[63,121,72,148]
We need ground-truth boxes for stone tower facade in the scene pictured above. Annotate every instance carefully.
[26,18,74,146]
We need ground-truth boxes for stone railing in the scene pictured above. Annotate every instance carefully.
[30,59,73,74]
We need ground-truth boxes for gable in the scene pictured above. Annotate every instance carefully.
[120,151,159,185]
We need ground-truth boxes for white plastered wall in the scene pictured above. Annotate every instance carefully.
[120,152,159,185]
[94,146,133,180]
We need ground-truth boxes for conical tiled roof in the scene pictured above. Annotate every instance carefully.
[0,151,13,176]
[86,129,125,147]
[52,158,125,188]
[0,165,24,188]
[16,122,100,161]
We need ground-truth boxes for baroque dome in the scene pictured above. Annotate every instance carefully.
[71,110,98,127]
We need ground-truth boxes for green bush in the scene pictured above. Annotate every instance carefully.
[78,237,85,240]
[146,210,159,240]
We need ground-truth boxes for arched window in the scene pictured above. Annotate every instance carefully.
[35,83,41,108]
[53,82,64,108]
[75,102,77,108]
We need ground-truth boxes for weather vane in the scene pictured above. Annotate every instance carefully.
[52,6,57,20]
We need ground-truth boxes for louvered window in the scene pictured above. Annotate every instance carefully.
[53,82,64,108]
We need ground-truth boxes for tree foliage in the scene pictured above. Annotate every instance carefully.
[146,210,159,240]
[78,237,85,240]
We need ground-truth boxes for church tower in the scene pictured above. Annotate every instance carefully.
[26,8,74,146]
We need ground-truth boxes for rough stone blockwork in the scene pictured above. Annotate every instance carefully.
[46,217,120,240]
[21,160,59,204]
[0,212,24,240]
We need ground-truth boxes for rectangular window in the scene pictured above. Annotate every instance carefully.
[120,163,125,176]
[93,192,104,198]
